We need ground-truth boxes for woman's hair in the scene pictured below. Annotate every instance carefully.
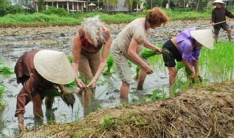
[81,15,105,46]
[146,7,170,27]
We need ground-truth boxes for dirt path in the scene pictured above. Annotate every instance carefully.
[20,82,234,138]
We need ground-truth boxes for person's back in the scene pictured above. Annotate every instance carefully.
[114,18,147,56]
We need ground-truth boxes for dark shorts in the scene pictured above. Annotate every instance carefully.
[162,40,182,67]
[214,23,229,35]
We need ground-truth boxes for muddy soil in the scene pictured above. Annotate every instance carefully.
[0,19,234,137]
[22,82,234,138]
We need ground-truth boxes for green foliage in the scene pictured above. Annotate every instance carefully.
[0,13,79,27]
[0,84,7,111]
[200,41,234,82]
[100,116,115,132]
[103,56,114,75]
[141,49,157,59]
[0,66,13,74]
[37,0,45,12]
[2,7,234,27]
[0,60,13,75]
[0,60,8,110]
[0,5,24,16]
[42,6,69,16]
[0,0,9,9]
[150,89,166,101]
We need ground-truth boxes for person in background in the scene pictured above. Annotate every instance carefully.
[14,49,75,131]
[162,27,214,93]
[71,15,112,106]
[110,7,169,100]
[211,0,234,42]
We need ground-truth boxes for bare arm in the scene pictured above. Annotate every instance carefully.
[58,84,67,95]
[87,33,112,87]
[182,59,195,79]
[128,38,153,74]
[143,41,161,53]
[193,60,199,76]
[71,34,84,88]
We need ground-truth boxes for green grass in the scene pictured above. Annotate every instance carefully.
[200,41,234,82]
[1,7,233,27]
[0,84,7,110]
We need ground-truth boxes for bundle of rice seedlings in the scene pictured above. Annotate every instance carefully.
[44,90,75,109]
[103,56,114,75]
[61,93,75,109]
[133,48,171,78]
[141,48,171,59]
[176,62,203,84]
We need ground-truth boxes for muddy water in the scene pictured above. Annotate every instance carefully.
[0,19,233,137]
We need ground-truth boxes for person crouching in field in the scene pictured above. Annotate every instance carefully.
[110,7,169,100]
[211,0,234,42]
[162,27,214,94]
[14,50,75,131]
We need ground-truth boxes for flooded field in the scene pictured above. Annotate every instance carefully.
[0,19,233,137]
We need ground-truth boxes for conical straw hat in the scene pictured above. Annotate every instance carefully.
[213,0,224,4]
[190,29,214,50]
[34,50,75,84]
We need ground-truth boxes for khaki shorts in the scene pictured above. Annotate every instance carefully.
[79,51,101,83]
[111,47,149,84]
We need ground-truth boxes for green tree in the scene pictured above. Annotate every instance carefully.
[37,0,45,12]
[0,0,9,9]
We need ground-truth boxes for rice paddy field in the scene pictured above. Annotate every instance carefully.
[0,19,234,137]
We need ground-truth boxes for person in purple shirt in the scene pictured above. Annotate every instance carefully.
[211,0,234,42]
[162,27,214,90]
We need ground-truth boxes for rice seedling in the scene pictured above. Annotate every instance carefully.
[200,41,234,82]
[43,90,76,109]
[100,116,115,132]
[0,84,7,110]
[0,66,13,75]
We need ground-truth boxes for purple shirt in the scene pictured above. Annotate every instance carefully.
[176,27,202,66]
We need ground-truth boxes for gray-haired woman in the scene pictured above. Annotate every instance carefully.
[71,15,112,106]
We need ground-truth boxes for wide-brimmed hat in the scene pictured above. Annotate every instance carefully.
[213,0,224,4]
[34,50,75,84]
[190,29,214,50]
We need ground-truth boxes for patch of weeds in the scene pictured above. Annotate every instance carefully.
[0,66,13,75]
[150,89,167,101]
[0,84,7,110]
[128,115,145,125]
[100,116,115,132]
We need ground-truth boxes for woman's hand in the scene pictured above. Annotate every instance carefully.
[86,79,97,88]
[142,64,153,74]
[154,47,162,54]
[190,72,195,79]
[75,77,85,88]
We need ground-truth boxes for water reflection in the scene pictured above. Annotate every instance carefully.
[76,88,100,117]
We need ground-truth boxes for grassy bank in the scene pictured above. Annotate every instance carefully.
[1,7,233,27]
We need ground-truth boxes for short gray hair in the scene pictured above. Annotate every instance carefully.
[82,15,105,46]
